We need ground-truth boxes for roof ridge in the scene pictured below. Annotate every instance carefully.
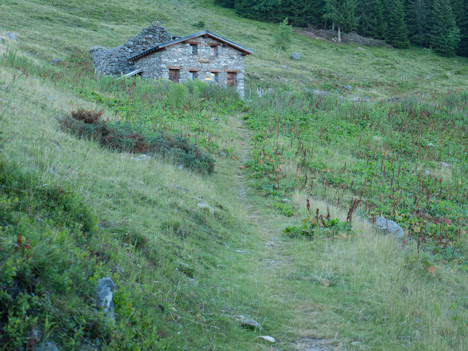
[128,31,252,62]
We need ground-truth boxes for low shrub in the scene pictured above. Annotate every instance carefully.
[61,109,215,174]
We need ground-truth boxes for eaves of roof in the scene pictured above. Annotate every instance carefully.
[128,30,253,62]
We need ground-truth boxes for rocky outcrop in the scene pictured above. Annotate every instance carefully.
[90,21,171,75]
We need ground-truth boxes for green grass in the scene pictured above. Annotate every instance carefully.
[1,0,467,350]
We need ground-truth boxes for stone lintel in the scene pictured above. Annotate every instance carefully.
[188,68,201,72]
[167,66,181,70]
[209,69,221,73]
[199,58,210,63]
[225,69,240,73]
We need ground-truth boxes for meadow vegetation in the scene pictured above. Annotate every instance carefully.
[1,0,467,350]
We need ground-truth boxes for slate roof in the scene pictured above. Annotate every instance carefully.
[128,31,253,62]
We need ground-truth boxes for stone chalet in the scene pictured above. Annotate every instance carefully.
[90,22,252,97]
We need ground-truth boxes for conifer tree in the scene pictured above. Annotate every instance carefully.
[451,0,468,56]
[429,0,460,56]
[405,0,431,46]
[357,0,386,39]
[214,0,235,8]
[385,0,410,48]
[324,0,359,42]
[234,0,281,22]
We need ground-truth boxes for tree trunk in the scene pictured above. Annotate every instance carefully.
[276,47,281,60]
[332,21,335,31]
[338,26,341,43]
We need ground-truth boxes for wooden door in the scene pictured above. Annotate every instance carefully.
[227,72,236,87]
[169,69,179,83]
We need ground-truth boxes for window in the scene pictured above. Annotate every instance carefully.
[190,44,198,55]
[169,69,179,83]
[210,46,218,57]
[211,72,219,82]
[189,71,197,80]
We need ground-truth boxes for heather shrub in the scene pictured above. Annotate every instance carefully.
[61,110,215,174]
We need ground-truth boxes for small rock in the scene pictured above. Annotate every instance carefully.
[47,95,55,101]
[197,202,215,215]
[177,164,184,170]
[320,278,330,287]
[210,117,220,121]
[52,58,61,65]
[427,142,434,147]
[357,47,365,51]
[237,315,263,330]
[282,65,288,69]
[414,317,422,324]
[0,37,3,42]
[291,52,301,60]
[424,170,431,175]
[96,277,115,322]
[281,198,290,203]
[343,85,352,90]
[258,335,276,343]
[374,216,404,239]
[439,162,451,168]
[6,32,17,41]
[35,341,59,351]
[235,249,249,254]
[265,242,273,248]
[130,154,151,161]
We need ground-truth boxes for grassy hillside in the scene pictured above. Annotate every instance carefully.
[1,0,467,350]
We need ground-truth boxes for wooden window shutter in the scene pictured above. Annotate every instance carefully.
[227,72,236,87]
[169,69,179,83]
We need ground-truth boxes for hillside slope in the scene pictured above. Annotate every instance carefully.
[1,1,467,350]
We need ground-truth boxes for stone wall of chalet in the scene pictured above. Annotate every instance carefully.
[133,36,246,97]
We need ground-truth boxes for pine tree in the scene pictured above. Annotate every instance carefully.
[405,0,431,46]
[357,0,386,39]
[214,0,235,8]
[451,0,468,56]
[324,0,359,42]
[429,0,460,56]
[385,0,410,48]
[234,0,281,22]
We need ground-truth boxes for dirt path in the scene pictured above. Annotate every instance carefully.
[226,114,339,351]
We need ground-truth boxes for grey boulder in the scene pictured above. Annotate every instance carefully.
[6,32,17,41]
[374,216,404,239]
[96,277,115,322]
[291,52,301,60]
[237,315,263,330]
